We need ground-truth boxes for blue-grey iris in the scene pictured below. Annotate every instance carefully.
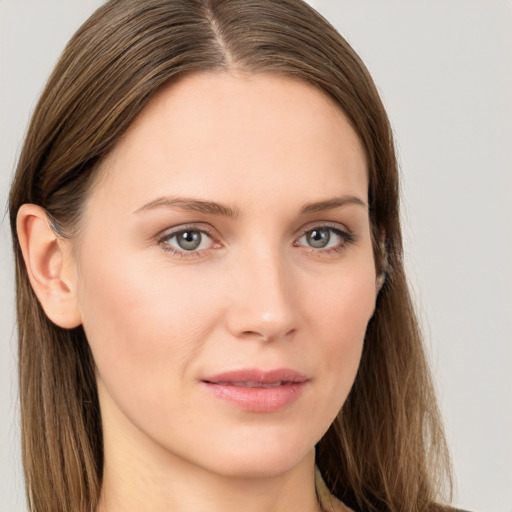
[177,231,202,250]
[307,228,330,248]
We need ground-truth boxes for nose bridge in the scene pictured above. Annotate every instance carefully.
[226,241,298,341]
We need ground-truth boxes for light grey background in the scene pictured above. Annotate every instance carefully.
[1,1,511,511]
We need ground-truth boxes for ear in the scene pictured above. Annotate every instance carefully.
[375,233,388,294]
[16,204,82,329]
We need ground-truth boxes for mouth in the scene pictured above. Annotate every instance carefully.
[201,368,309,413]
[210,380,296,388]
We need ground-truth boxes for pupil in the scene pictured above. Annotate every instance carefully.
[307,228,330,248]
[177,231,201,250]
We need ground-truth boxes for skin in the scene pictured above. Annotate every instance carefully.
[19,72,377,512]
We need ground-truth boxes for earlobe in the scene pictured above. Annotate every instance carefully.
[375,234,388,294]
[376,272,386,293]
[16,204,82,329]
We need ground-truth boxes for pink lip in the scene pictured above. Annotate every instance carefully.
[201,368,309,413]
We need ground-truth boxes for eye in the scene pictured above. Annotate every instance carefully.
[304,227,332,249]
[296,225,354,252]
[159,227,215,254]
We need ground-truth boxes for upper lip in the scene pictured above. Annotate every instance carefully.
[202,368,309,385]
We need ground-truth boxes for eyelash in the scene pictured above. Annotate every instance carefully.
[295,223,356,256]
[157,223,356,259]
[157,225,217,259]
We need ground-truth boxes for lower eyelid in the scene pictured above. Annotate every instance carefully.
[294,227,356,254]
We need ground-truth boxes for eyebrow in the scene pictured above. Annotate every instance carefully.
[134,196,240,217]
[134,194,366,217]
[300,195,367,214]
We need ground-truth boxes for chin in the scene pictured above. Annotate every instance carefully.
[189,434,317,479]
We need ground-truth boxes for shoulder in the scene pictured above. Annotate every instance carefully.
[315,468,476,512]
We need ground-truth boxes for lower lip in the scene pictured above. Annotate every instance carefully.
[202,381,307,413]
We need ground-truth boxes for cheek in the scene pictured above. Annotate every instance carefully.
[306,258,376,341]
[305,263,376,404]
[76,249,221,403]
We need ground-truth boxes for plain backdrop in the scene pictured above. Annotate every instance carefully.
[1,1,511,511]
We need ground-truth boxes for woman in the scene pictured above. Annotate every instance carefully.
[9,1,454,511]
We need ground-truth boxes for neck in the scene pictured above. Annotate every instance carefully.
[98,448,321,512]
[96,400,323,512]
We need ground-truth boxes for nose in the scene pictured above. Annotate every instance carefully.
[225,246,299,343]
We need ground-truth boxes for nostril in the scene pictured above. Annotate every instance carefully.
[240,330,271,342]
[239,328,296,342]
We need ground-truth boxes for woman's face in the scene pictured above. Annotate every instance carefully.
[73,72,377,477]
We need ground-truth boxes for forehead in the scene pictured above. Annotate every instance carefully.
[90,72,368,212]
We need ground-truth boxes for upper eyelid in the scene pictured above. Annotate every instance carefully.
[157,223,216,240]
[157,221,349,236]
[297,220,351,236]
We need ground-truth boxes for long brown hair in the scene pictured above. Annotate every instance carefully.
[9,1,452,511]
